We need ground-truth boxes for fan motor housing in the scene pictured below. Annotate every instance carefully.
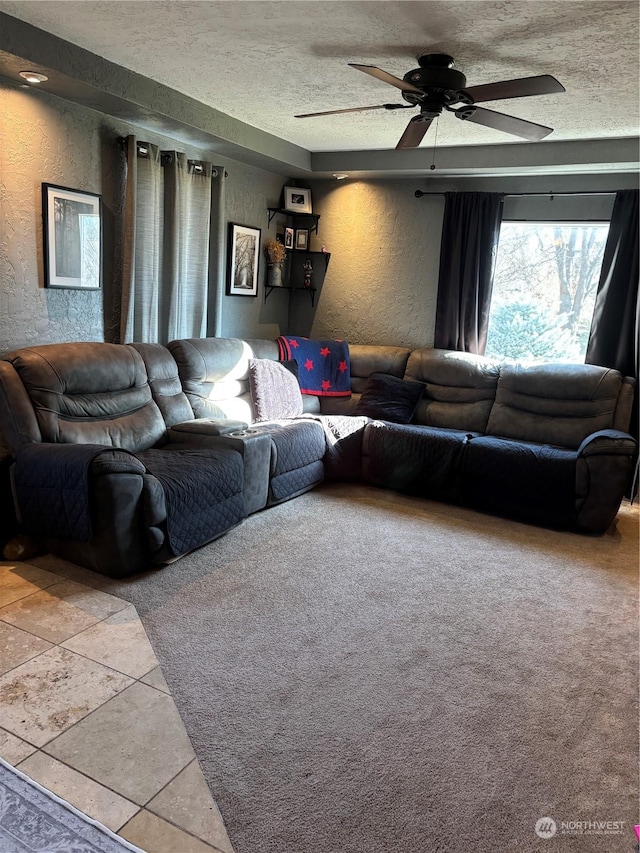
[402,53,467,106]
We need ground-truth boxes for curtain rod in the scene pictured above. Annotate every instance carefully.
[414,189,619,198]
[116,136,227,177]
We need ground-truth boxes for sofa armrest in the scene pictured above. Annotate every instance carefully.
[574,430,636,533]
[89,448,147,475]
[9,443,166,576]
[0,361,41,452]
[577,429,637,457]
[168,418,249,439]
[12,444,144,541]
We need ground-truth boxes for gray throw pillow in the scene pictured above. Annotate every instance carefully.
[249,358,304,421]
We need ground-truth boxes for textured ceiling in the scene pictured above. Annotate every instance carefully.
[0,0,638,153]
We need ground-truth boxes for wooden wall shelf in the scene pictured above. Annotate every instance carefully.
[266,208,321,234]
[264,251,330,307]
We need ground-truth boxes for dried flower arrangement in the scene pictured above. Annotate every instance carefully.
[264,239,286,264]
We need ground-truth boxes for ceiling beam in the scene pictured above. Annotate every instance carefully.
[310,137,640,179]
[0,12,311,175]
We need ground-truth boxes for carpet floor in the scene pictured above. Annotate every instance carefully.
[35,484,639,853]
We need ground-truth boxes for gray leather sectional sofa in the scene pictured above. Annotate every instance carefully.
[0,338,635,577]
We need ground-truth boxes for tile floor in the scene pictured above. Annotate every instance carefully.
[0,561,235,853]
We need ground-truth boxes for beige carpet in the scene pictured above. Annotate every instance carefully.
[34,485,639,853]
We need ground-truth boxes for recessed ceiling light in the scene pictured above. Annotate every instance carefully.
[332,173,349,180]
[19,71,48,84]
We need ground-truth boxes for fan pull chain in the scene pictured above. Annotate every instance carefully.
[430,116,440,170]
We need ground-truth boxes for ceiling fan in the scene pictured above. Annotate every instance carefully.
[295,53,565,149]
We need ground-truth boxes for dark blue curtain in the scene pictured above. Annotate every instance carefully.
[586,189,639,378]
[586,188,639,496]
[434,192,504,354]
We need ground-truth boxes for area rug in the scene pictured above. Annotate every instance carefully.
[0,757,144,853]
[34,484,639,853]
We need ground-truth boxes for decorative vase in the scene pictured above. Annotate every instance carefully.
[267,262,284,288]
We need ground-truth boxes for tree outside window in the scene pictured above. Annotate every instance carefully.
[485,222,609,363]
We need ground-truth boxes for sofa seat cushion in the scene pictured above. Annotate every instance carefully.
[459,436,577,528]
[268,460,324,503]
[248,419,326,503]
[362,421,474,499]
[355,373,425,424]
[300,413,371,481]
[137,446,245,556]
[247,420,325,476]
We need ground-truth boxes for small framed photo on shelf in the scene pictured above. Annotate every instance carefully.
[295,229,309,251]
[42,184,102,289]
[284,186,312,214]
[284,227,295,250]
[226,222,261,297]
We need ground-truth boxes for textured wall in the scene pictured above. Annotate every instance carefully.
[0,80,291,354]
[307,174,636,349]
[219,162,290,341]
[307,180,443,348]
[0,84,110,353]
[2,78,635,356]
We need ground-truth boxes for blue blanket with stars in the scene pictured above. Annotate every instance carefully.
[277,336,351,396]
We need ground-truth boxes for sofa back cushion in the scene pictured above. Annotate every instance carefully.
[404,348,500,433]
[128,343,194,427]
[349,345,412,392]
[167,338,260,422]
[486,362,624,448]
[168,338,321,422]
[320,344,411,416]
[2,343,166,452]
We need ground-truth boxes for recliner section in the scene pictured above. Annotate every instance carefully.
[0,343,248,577]
[359,349,636,533]
[160,337,326,507]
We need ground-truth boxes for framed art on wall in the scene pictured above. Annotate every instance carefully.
[295,228,309,250]
[42,184,102,289]
[283,186,312,214]
[226,222,261,296]
[284,227,295,250]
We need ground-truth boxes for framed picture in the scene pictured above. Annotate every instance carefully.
[284,186,312,214]
[295,229,309,251]
[284,227,295,250]
[42,184,102,289]
[226,223,261,296]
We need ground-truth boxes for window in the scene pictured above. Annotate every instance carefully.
[485,222,609,363]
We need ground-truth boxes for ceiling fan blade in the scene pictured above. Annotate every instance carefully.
[295,103,404,118]
[349,63,424,95]
[396,116,434,150]
[455,105,553,141]
[463,74,565,103]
